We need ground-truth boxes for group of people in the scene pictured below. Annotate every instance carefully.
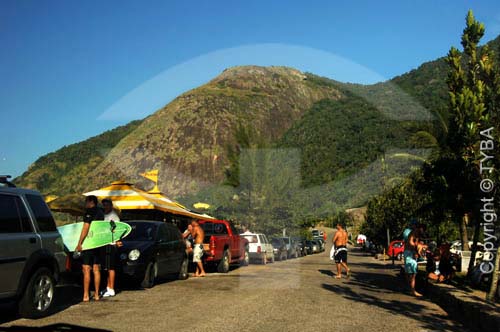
[76,195,121,302]
[403,223,455,297]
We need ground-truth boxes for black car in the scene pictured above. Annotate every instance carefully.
[295,239,308,256]
[271,238,288,261]
[119,221,189,288]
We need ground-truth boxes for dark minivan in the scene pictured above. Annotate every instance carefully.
[119,221,189,288]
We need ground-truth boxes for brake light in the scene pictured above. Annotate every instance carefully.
[65,255,71,272]
[257,246,261,253]
[210,235,216,256]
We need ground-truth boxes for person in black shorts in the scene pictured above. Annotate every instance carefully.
[76,195,104,302]
[101,198,122,297]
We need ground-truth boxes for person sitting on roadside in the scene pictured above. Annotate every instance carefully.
[426,248,454,283]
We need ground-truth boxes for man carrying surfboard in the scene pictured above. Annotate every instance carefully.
[76,195,104,302]
[101,198,121,298]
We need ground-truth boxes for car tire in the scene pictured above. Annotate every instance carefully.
[18,267,56,319]
[178,256,189,280]
[241,248,249,266]
[141,261,157,288]
[217,249,230,273]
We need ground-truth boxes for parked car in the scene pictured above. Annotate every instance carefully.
[241,233,274,264]
[450,240,484,264]
[310,240,321,254]
[388,240,405,260]
[281,237,299,258]
[303,240,312,255]
[198,220,249,273]
[316,239,326,252]
[271,238,288,261]
[118,221,189,288]
[295,238,308,256]
[0,178,67,318]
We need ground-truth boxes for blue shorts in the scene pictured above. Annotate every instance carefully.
[404,250,417,274]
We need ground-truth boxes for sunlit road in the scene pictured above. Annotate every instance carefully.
[1,229,467,332]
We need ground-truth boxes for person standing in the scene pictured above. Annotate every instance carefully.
[333,223,351,279]
[101,199,121,298]
[182,224,194,255]
[191,220,206,277]
[403,224,422,297]
[76,195,104,302]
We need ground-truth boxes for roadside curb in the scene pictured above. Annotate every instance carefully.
[422,279,500,332]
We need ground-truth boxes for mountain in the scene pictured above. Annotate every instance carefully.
[15,35,500,204]
[16,66,341,196]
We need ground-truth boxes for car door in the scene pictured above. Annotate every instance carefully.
[24,193,66,272]
[0,193,39,298]
[165,225,183,273]
[155,224,170,277]
[263,235,273,258]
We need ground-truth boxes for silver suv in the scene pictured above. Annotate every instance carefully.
[0,176,66,318]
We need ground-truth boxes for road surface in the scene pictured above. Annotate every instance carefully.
[1,229,467,332]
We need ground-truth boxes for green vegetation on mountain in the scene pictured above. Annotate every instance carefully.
[15,120,142,195]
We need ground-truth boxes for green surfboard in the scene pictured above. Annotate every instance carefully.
[57,220,132,251]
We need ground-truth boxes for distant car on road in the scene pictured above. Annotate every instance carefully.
[307,240,320,254]
[0,180,67,318]
[387,240,405,260]
[271,238,288,261]
[281,237,299,258]
[118,221,189,288]
[241,233,274,264]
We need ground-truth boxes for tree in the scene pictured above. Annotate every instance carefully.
[445,10,488,263]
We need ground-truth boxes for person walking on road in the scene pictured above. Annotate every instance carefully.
[333,223,351,279]
[403,223,423,297]
[101,198,122,298]
[76,195,104,302]
[191,220,206,277]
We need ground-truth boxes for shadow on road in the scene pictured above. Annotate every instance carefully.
[321,270,469,332]
[0,285,82,326]
[0,323,111,331]
[318,269,335,277]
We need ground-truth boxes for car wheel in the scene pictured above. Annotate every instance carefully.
[217,249,230,273]
[178,256,189,280]
[141,261,157,288]
[262,253,267,265]
[19,267,55,319]
[241,248,250,266]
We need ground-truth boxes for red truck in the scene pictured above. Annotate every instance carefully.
[198,220,249,273]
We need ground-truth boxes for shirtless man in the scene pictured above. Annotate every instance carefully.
[191,220,206,277]
[332,223,351,279]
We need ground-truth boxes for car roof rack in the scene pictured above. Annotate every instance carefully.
[0,175,16,188]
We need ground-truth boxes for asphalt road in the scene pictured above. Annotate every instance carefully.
[1,229,468,332]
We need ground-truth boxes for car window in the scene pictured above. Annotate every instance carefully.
[25,194,57,232]
[0,194,32,233]
[166,225,181,242]
[157,224,168,241]
[202,222,228,235]
[127,223,157,241]
[261,235,268,244]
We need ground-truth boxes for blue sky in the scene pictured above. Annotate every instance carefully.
[1,0,500,177]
